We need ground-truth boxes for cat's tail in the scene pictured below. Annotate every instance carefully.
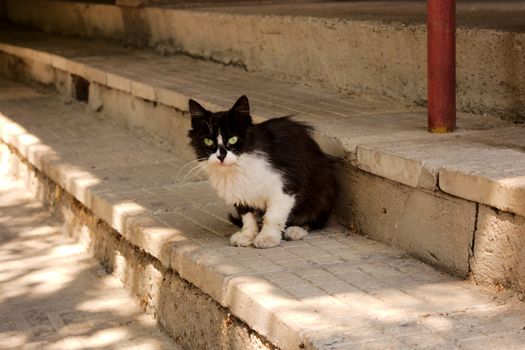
[228,213,243,228]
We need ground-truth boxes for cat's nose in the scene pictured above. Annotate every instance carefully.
[217,147,227,162]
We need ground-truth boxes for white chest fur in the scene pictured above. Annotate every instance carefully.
[205,152,286,210]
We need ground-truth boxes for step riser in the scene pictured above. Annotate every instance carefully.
[0,142,274,350]
[336,163,476,278]
[1,49,524,294]
[3,0,525,122]
[92,84,196,161]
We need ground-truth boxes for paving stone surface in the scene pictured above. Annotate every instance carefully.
[0,175,179,349]
[1,77,525,349]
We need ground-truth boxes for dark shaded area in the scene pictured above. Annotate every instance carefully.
[72,74,90,102]
[0,1,6,21]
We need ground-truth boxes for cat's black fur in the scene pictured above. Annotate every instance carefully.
[188,95,337,231]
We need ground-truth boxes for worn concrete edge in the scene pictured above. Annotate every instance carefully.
[0,101,314,350]
[0,142,277,350]
[2,40,525,220]
[439,168,525,218]
[355,145,435,190]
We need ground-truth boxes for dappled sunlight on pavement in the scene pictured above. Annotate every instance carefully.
[0,76,524,348]
[0,175,178,349]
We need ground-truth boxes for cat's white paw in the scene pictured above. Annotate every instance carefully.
[283,226,308,241]
[230,230,256,247]
[253,227,281,248]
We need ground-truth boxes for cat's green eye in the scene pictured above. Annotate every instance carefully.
[228,136,238,145]
[203,138,214,147]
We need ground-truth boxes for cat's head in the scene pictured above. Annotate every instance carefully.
[188,95,253,167]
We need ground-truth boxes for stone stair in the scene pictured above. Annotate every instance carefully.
[0,2,524,348]
[1,76,525,349]
[0,28,524,291]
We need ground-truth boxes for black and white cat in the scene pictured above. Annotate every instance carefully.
[188,96,337,248]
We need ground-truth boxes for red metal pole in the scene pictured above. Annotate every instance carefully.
[427,0,456,133]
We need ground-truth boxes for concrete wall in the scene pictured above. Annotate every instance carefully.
[3,0,524,122]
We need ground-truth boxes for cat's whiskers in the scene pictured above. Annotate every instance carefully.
[176,158,206,181]
[184,163,204,178]
[182,163,206,183]
[182,168,205,184]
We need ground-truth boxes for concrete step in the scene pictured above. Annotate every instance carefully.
[1,29,524,292]
[1,0,524,121]
[0,175,180,349]
[2,76,525,350]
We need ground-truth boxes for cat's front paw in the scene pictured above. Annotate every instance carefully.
[253,228,281,248]
[230,231,256,247]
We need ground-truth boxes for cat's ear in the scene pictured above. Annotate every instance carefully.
[230,95,250,115]
[189,99,208,129]
[188,99,207,119]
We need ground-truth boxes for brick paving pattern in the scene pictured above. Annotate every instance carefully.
[0,77,524,348]
[0,175,179,349]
